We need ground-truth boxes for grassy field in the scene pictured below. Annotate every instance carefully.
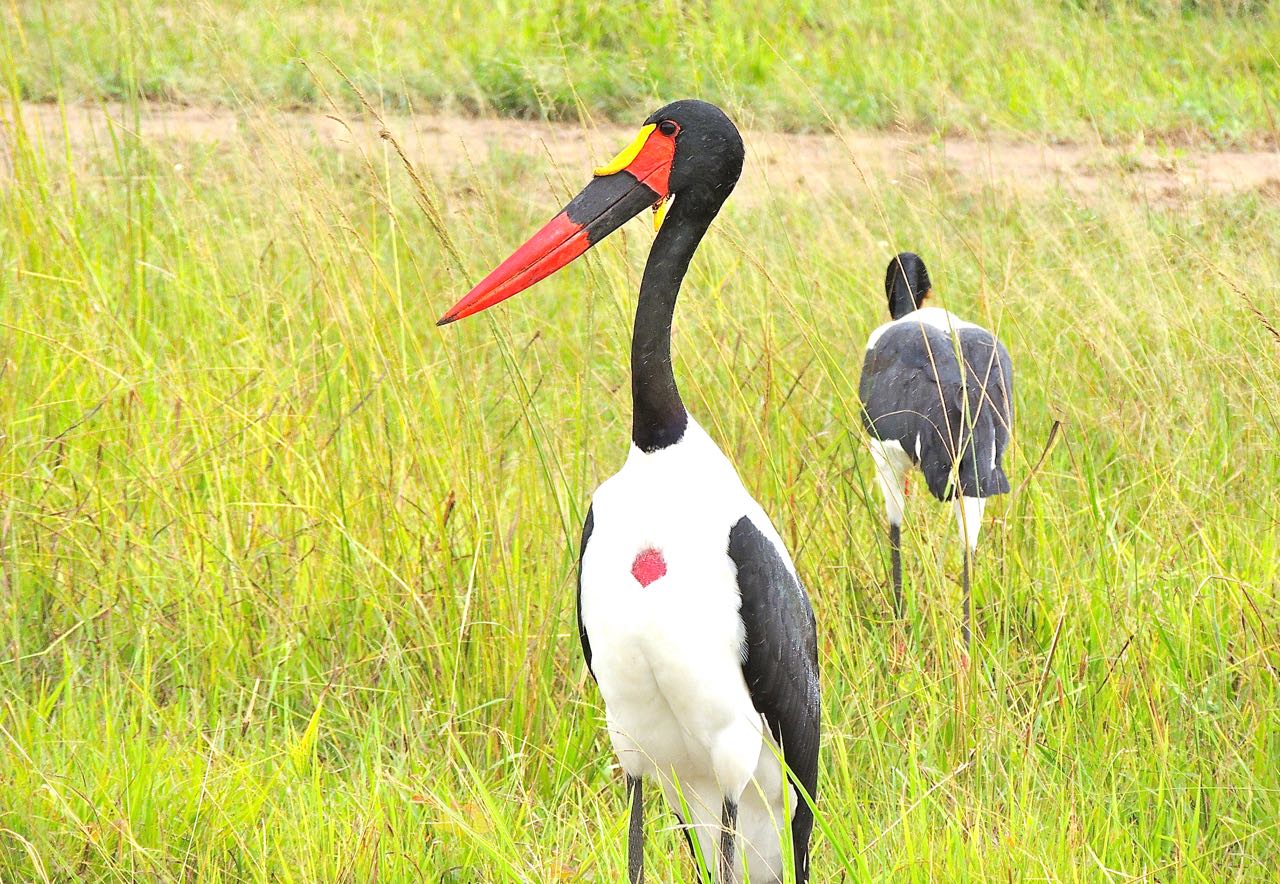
[8,0,1280,143]
[4,4,1280,882]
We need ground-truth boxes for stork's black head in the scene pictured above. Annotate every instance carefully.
[885,252,931,319]
[438,99,744,324]
[643,99,744,217]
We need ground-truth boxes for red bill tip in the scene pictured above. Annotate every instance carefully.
[437,211,590,325]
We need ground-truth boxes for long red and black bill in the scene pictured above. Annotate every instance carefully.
[437,124,675,325]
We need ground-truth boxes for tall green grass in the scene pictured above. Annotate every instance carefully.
[9,0,1280,142]
[2,85,1279,881]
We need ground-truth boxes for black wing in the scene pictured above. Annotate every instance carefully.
[728,516,820,883]
[859,322,1013,500]
[576,506,595,681]
[958,327,1013,497]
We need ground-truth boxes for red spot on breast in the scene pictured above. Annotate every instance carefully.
[631,548,667,587]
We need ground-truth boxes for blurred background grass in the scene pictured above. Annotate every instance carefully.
[2,1,1280,881]
[9,0,1280,142]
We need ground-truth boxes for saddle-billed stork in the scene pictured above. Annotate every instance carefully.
[438,101,820,883]
[858,253,1014,641]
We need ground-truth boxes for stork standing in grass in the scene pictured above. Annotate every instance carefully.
[859,253,1014,641]
[438,100,819,884]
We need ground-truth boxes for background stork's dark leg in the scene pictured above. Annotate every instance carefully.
[626,775,644,884]
[673,813,709,883]
[890,523,903,619]
[718,799,737,882]
[954,496,985,646]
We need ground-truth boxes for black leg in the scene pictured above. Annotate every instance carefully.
[890,523,903,619]
[627,775,644,884]
[718,799,737,883]
[674,813,709,883]
[961,549,971,645]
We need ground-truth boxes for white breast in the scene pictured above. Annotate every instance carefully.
[579,418,794,881]
[581,420,769,779]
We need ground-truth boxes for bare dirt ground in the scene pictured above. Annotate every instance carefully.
[8,102,1280,204]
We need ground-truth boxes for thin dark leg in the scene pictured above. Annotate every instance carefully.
[890,523,903,619]
[718,799,737,883]
[626,775,644,884]
[674,814,709,883]
[961,549,971,645]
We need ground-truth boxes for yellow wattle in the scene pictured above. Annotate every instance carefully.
[653,196,671,232]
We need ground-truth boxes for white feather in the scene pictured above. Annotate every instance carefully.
[581,417,796,882]
[954,496,986,552]
[868,438,912,527]
[865,306,980,350]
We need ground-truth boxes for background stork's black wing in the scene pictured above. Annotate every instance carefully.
[859,323,1013,500]
[728,515,820,881]
[959,329,1014,495]
[577,506,595,681]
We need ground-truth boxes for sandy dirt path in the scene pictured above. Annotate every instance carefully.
[7,102,1279,204]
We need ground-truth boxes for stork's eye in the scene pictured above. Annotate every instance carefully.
[657,120,679,137]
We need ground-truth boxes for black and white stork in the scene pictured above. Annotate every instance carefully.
[438,101,820,883]
[858,252,1014,641]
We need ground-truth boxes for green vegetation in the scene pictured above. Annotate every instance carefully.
[3,5,1280,881]
[3,100,1279,880]
[9,0,1280,142]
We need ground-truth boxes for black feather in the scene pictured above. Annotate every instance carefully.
[728,516,820,883]
[577,506,595,680]
[860,321,1014,501]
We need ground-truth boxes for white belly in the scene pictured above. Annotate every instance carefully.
[586,551,760,785]
[579,420,795,881]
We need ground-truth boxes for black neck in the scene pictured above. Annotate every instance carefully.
[888,284,918,320]
[631,198,713,452]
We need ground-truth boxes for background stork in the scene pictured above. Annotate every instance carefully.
[858,252,1014,641]
[438,100,820,883]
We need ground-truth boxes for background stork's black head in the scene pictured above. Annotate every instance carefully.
[885,252,931,319]
[645,99,745,219]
